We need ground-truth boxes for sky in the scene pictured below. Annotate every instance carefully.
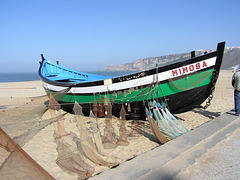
[0,0,239,73]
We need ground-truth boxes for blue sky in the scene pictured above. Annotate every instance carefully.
[0,0,239,73]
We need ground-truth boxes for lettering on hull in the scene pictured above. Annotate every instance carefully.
[172,61,207,76]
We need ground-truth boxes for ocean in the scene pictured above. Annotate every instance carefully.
[0,73,40,83]
[0,71,136,83]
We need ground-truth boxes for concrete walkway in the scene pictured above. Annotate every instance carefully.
[90,111,240,180]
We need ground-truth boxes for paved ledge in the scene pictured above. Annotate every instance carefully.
[90,111,240,180]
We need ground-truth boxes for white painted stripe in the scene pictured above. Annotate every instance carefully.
[42,57,216,94]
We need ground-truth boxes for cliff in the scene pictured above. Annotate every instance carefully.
[104,47,240,71]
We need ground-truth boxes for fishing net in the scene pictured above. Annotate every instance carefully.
[49,87,72,102]
[55,135,94,179]
[48,93,65,122]
[0,85,69,179]
[92,98,98,118]
[149,100,189,140]
[168,70,212,91]
[104,96,112,118]
[117,105,130,146]
[102,118,118,149]
[89,100,106,156]
[149,101,177,139]
[49,95,94,179]
[102,97,118,149]
[73,102,121,167]
[98,97,104,117]
[0,82,161,179]
[88,113,106,156]
[146,114,169,144]
[0,95,49,147]
[48,93,70,139]
[0,127,55,180]
[72,101,84,116]
[0,86,73,148]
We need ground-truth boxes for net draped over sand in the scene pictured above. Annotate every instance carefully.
[0,81,191,180]
[0,92,173,179]
[48,94,94,179]
[0,127,55,180]
[0,71,234,179]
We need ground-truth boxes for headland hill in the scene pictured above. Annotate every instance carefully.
[104,47,240,71]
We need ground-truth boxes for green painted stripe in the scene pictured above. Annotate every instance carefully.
[52,69,214,104]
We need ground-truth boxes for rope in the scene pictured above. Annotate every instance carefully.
[168,71,212,91]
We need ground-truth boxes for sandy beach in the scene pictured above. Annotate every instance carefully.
[0,70,234,179]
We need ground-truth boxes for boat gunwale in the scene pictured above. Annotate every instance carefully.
[39,50,218,88]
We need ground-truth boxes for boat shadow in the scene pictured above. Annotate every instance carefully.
[176,108,221,121]
[192,108,221,119]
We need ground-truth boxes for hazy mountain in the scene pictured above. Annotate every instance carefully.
[104,47,240,71]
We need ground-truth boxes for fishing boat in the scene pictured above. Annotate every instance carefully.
[38,42,225,119]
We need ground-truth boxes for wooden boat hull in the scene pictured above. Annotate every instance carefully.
[38,42,225,119]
